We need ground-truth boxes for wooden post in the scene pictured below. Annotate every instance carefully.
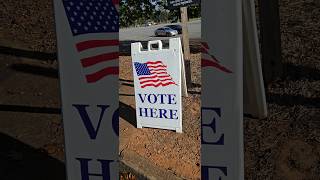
[259,0,283,86]
[180,6,192,88]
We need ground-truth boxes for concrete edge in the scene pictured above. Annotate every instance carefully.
[119,150,185,180]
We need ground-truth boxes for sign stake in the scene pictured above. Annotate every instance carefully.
[180,6,192,88]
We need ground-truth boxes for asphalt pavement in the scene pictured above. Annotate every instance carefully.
[119,19,201,41]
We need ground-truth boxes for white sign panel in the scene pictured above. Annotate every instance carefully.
[53,0,119,179]
[201,0,244,179]
[243,0,268,119]
[131,38,186,133]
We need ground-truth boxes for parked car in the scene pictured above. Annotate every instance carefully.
[165,24,182,34]
[145,22,152,27]
[154,27,178,37]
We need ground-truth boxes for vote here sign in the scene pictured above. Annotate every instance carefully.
[53,0,119,179]
[131,39,186,133]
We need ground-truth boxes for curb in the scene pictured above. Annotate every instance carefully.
[119,150,185,180]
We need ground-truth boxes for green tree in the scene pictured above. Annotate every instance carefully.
[120,0,200,27]
[188,4,201,19]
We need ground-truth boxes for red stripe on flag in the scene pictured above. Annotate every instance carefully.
[201,47,210,54]
[150,72,168,75]
[81,52,119,67]
[138,74,170,80]
[86,66,119,83]
[112,0,119,5]
[146,61,163,65]
[150,69,166,72]
[140,78,173,84]
[149,68,166,71]
[141,81,176,88]
[147,64,167,68]
[202,53,219,63]
[201,59,233,73]
[201,42,209,49]
[76,40,119,51]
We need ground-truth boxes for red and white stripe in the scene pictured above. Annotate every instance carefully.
[138,61,176,88]
[201,42,233,73]
[75,33,119,83]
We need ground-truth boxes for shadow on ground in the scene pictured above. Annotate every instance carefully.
[11,64,58,79]
[0,104,61,114]
[120,78,133,83]
[267,93,320,108]
[266,62,320,108]
[119,78,134,88]
[0,46,56,61]
[0,133,65,180]
[119,102,136,127]
[284,63,320,81]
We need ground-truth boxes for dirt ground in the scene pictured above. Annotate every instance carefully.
[0,0,319,179]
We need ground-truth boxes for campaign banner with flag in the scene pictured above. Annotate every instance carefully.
[131,38,187,133]
[53,0,119,179]
[201,0,244,179]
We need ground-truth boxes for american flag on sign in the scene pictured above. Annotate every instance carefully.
[62,0,119,83]
[134,61,177,88]
[201,42,233,73]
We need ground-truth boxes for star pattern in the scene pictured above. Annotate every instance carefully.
[63,0,119,36]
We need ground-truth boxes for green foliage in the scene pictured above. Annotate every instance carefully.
[120,0,156,27]
[120,0,200,28]
[188,4,201,19]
